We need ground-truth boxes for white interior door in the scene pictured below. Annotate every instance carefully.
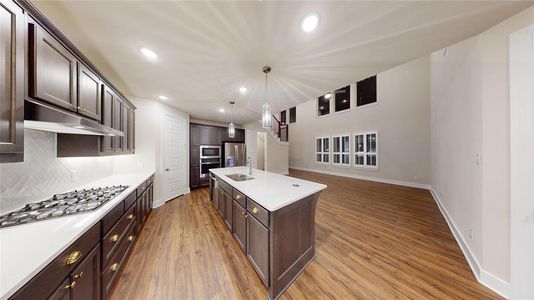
[161,112,188,202]
[510,24,534,299]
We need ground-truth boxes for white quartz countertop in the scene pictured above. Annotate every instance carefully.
[0,171,154,300]
[210,167,327,211]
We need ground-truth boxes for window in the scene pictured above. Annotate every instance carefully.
[289,107,296,123]
[333,134,350,166]
[280,110,286,125]
[315,136,330,164]
[317,94,331,116]
[334,85,350,112]
[356,75,377,107]
[354,131,378,169]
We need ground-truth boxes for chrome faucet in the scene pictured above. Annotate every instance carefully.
[246,157,252,175]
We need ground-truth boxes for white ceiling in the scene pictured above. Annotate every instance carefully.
[33,1,532,125]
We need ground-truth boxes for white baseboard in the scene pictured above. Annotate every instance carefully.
[429,187,510,299]
[289,166,430,189]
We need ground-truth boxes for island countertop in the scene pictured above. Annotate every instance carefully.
[209,167,327,211]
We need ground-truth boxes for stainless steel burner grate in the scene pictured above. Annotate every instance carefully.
[0,185,129,228]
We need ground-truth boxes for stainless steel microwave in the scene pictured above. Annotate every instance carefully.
[200,145,221,158]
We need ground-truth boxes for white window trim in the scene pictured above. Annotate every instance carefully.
[332,134,351,167]
[316,97,331,118]
[353,131,379,170]
[315,82,378,119]
[315,136,331,165]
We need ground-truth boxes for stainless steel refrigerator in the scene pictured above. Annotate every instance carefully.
[223,142,246,167]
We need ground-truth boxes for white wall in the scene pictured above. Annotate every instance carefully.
[430,5,534,293]
[113,97,189,206]
[288,57,431,187]
[244,122,289,175]
[257,132,265,170]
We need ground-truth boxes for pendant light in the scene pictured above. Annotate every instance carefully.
[228,101,236,138]
[261,66,272,129]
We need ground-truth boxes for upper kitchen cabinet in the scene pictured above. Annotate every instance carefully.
[101,86,115,153]
[28,20,78,112]
[0,0,24,163]
[112,95,123,151]
[199,124,221,145]
[122,102,135,153]
[77,63,101,121]
[220,127,245,143]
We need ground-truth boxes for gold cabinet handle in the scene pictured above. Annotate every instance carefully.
[73,272,84,279]
[252,207,259,214]
[235,194,241,200]
[65,251,82,265]
[64,281,77,289]
[110,234,119,243]
[109,263,119,272]
[128,235,135,242]
[242,212,248,218]
[127,214,134,220]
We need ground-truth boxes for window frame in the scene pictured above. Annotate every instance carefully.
[356,75,377,108]
[332,134,351,167]
[333,85,351,113]
[315,136,331,165]
[353,131,378,170]
[317,94,331,117]
[289,107,296,123]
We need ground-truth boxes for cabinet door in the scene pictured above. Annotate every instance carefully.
[48,278,71,300]
[224,192,232,230]
[232,201,246,252]
[30,22,77,111]
[190,146,199,167]
[112,96,122,151]
[199,125,220,145]
[190,124,200,146]
[0,0,24,163]
[247,215,269,287]
[77,63,101,121]
[190,166,199,189]
[70,245,100,300]
[127,106,135,153]
[100,86,114,153]
[220,127,245,143]
[121,103,132,153]
[217,187,225,217]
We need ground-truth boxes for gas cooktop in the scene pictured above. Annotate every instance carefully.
[0,185,129,229]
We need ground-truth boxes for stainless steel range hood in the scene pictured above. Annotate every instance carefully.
[24,100,123,136]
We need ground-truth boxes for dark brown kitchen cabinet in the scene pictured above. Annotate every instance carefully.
[224,192,233,230]
[77,63,101,121]
[122,102,134,153]
[48,278,71,300]
[0,0,24,163]
[220,127,245,143]
[69,245,101,300]
[190,146,199,167]
[28,21,78,111]
[112,96,123,151]
[247,214,269,287]
[190,123,200,146]
[232,200,247,252]
[217,187,225,217]
[190,167,200,189]
[199,124,220,145]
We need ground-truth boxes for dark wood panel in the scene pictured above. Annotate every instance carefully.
[217,178,232,195]
[112,95,122,151]
[101,223,135,299]
[220,127,245,143]
[232,189,246,208]
[190,146,199,167]
[246,198,269,228]
[100,86,114,153]
[70,244,101,300]
[29,21,77,111]
[77,62,101,121]
[224,192,232,230]
[190,167,199,189]
[247,213,269,287]
[189,123,200,146]
[0,0,24,163]
[48,278,71,300]
[101,200,124,235]
[102,204,135,267]
[232,200,247,253]
[217,187,225,217]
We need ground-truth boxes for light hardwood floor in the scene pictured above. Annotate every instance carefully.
[110,169,501,300]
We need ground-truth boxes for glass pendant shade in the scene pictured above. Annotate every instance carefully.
[262,102,272,129]
[228,122,235,138]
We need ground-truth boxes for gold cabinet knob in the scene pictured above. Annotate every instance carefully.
[235,194,241,200]
[73,272,84,279]
[252,207,259,214]
[127,214,134,220]
[128,235,134,242]
[64,281,77,289]
[241,211,248,218]
[109,263,119,272]
[110,234,119,242]
[65,251,82,265]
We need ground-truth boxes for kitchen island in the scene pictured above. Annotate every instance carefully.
[209,167,327,300]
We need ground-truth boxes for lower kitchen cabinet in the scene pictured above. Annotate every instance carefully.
[232,200,247,252]
[217,188,225,217]
[10,175,154,300]
[247,214,269,287]
[224,192,233,230]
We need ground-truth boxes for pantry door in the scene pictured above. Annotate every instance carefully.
[161,112,188,202]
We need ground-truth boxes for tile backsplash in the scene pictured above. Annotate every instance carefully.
[0,129,114,214]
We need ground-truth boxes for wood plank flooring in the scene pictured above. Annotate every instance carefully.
[110,169,502,300]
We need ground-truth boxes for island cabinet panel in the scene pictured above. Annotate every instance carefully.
[247,214,269,287]
[232,200,247,252]
[28,22,78,112]
[246,198,269,227]
[217,188,225,217]
[232,189,246,207]
[77,63,101,121]
[224,192,233,230]
[0,0,24,163]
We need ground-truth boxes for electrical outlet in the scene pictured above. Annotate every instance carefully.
[469,228,473,240]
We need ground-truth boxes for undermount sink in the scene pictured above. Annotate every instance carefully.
[226,173,254,181]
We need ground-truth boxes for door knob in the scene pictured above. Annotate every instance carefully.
[165,168,170,171]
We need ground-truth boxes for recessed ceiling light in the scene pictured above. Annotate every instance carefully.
[219,108,225,113]
[239,86,247,94]
[301,14,319,32]
[140,48,158,60]
[324,93,332,99]
[158,95,168,100]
